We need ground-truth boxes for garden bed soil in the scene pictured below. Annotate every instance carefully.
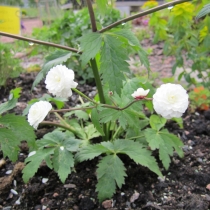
[0,73,210,210]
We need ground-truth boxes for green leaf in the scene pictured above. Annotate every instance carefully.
[52,147,74,183]
[0,88,21,114]
[172,117,183,129]
[0,128,20,162]
[99,108,121,123]
[149,114,167,131]
[159,130,184,158]
[96,0,107,15]
[22,148,55,183]
[38,130,80,152]
[91,108,105,136]
[112,29,140,47]
[138,48,150,70]
[144,128,164,150]
[32,50,72,89]
[112,140,162,177]
[75,144,108,162]
[79,32,102,67]
[144,128,184,170]
[196,3,210,20]
[100,34,130,95]
[96,155,127,202]
[0,114,36,150]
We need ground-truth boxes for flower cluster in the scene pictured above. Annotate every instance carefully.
[28,65,77,129]
[132,83,188,119]
[27,63,189,130]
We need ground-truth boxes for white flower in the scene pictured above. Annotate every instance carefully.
[153,83,189,119]
[45,64,78,98]
[28,101,52,129]
[131,88,150,99]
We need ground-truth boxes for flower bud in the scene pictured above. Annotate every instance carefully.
[131,88,150,99]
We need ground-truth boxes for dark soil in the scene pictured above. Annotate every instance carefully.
[0,73,210,210]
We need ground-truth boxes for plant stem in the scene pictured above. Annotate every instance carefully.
[86,0,107,141]
[40,121,75,132]
[86,0,97,32]
[50,106,96,113]
[0,31,79,53]
[127,135,145,140]
[99,0,191,33]
[112,126,122,140]
[51,98,152,113]
[53,112,75,132]
[72,88,98,104]
[89,59,106,104]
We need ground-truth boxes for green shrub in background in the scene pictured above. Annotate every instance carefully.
[146,0,210,88]
[32,7,124,84]
[0,43,23,86]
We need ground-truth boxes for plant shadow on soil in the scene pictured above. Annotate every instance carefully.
[0,73,210,210]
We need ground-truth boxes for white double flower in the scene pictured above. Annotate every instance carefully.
[45,64,78,98]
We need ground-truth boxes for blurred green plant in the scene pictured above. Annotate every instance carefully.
[0,43,23,86]
[145,0,210,88]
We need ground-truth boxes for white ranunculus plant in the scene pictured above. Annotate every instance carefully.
[131,88,150,99]
[45,64,78,98]
[27,101,52,129]
[153,83,189,119]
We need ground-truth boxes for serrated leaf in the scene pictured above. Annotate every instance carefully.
[113,139,162,177]
[144,128,164,150]
[52,147,74,183]
[149,114,167,131]
[79,32,102,67]
[83,124,101,141]
[196,3,210,20]
[138,48,150,70]
[144,128,184,170]
[38,130,80,152]
[32,50,72,89]
[100,34,129,95]
[91,108,105,136]
[99,108,121,123]
[0,114,36,150]
[112,29,150,70]
[75,144,108,162]
[96,155,127,202]
[159,130,184,158]
[0,128,20,161]
[22,148,55,182]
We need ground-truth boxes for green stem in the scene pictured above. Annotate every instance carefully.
[99,0,191,33]
[72,88,98,104]
[0,31,79,53]
[40,121,75,132]
[50,106,96,113]
[112,126,122,140]
[89,59,106,104]
[53,112,75,132]
[127,135,145,140]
